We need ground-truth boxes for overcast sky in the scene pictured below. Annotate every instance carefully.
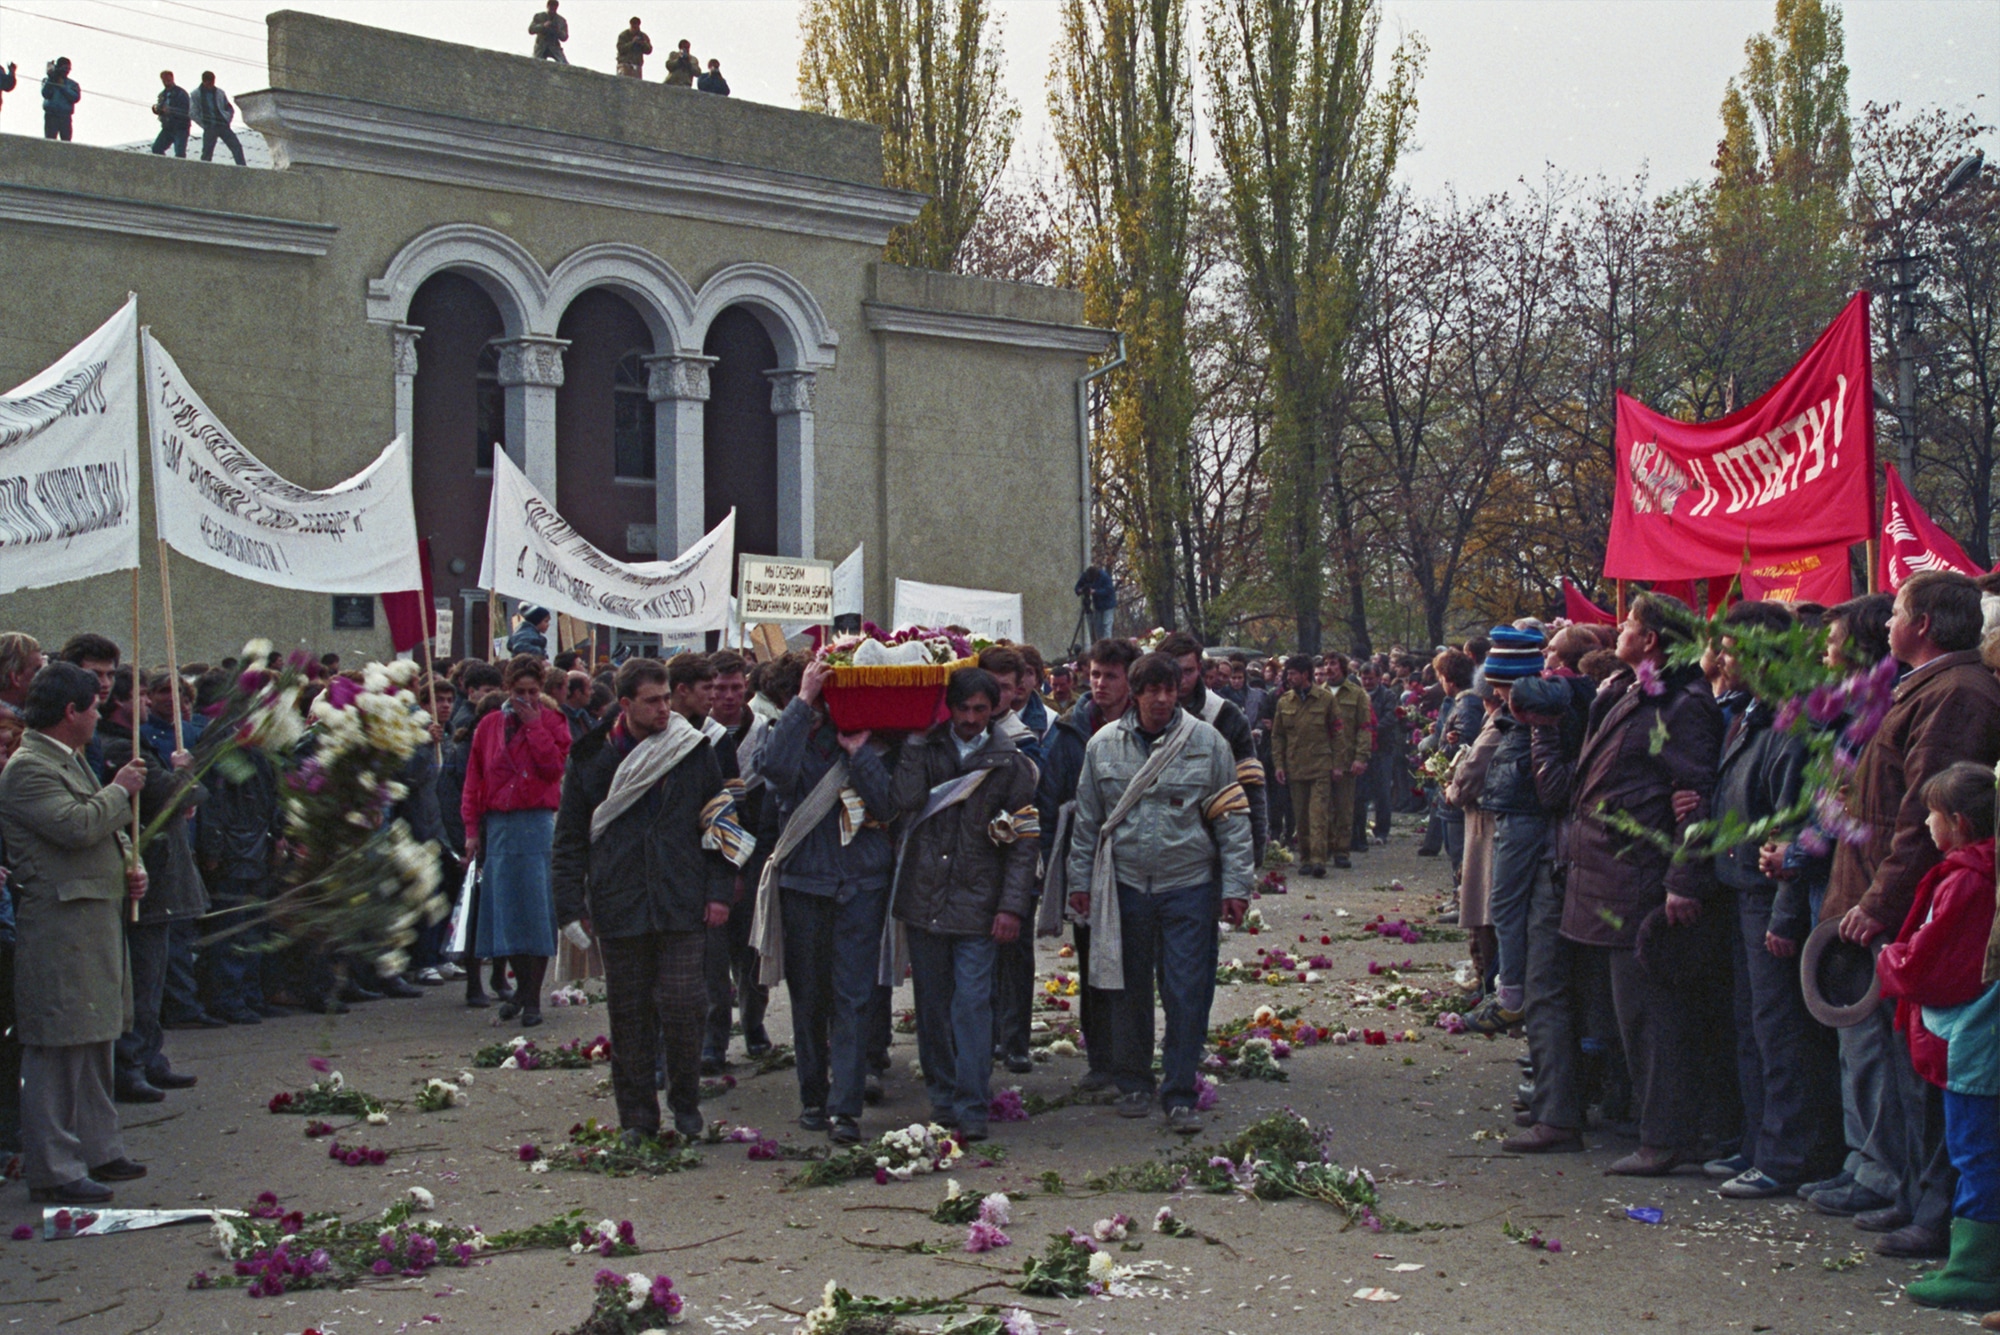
[0,0,1991,200]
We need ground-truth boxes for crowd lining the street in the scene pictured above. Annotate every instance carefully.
[6,569,2000,1311]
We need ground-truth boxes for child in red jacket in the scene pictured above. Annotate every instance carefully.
[1878,761,2000,1309]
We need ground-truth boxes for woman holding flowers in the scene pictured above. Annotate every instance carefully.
[462,656,570,1025]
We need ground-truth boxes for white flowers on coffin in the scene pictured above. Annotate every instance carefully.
[850,637,944,666]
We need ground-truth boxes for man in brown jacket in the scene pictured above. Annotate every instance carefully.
[1272,654,1371,875]
[1556,593,1723,1177]
[1812,570,2000,1257]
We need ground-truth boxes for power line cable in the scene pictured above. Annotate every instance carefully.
[0,4,265,71]
[149,0,265,30]
[79,0,265,49]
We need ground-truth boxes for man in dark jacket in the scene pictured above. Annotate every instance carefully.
[1464,626,1547,1035]
[1814,571,2000,1256]
[754,659,897,1140]
[41,58,78,141]
[1353,662,1398,847]
[1076,565,1117,642]
[149,70,190,158]
[702,650,773,1070]
[101,671,205,1104]
[697,59,730,95]
[552,656,740,1142]
[1035,637,1138,1095]
[1694,601,1831,1199]
[1500,669,1597,1155]
[191,72,244,165]
[195,728,281,1023]
[891,668,1040,1140]
[507,607,552,659]
[1558,593,1723,1177]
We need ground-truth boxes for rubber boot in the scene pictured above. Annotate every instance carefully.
[1908,1218,2000,1309]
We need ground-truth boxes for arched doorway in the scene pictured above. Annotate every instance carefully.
[554,288,657,562]
[703,306,780,567]
[409,271,504,658]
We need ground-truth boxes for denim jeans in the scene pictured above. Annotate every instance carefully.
[780,883,888,1119]
[198,876,266,1017]
[1111,882,1219,1110]
[1488,814,1547,1005]
[906,926,997,1130]
[1087,607,1114,642]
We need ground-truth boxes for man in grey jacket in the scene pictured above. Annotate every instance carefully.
[890,668,1040,1141]
[1067,652,1253,1134]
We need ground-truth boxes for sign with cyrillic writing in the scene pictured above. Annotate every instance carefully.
[0,296,140,595]
[738,554,834,624]
[893,578,1023,641]
[143,332,422,594]
[478,450,733,633]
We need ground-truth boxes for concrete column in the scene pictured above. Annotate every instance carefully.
[646,353,716,558]
[494,335,569,500]
[766,368,817,559]
[390,323,421,452]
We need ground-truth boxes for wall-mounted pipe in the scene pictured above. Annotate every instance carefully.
[1075,333,1126,577]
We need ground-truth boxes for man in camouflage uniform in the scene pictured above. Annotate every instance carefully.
[615,17,652,77]
[1272,653,1371,875]
[529,1,568,63]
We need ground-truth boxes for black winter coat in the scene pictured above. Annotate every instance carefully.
[196,748,280,884]
[890,725,1040,935]
[1712,699,1811,940]
[102,735,209,922]
[551,719,735,939]
[1560,663,1723,949]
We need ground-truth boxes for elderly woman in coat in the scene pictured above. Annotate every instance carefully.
[0,662,149,1203]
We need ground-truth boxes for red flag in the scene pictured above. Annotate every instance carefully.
[381,538,436,655]
[1653,580,1697,607]
[1879,464,1985,591]
[1562,579,1615,625]
[1605,293,1875,581]
[1740,547,1852,604]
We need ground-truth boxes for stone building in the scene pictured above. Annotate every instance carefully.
[0,11,1106,660]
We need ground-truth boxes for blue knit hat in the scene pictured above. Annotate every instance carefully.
[1483,625,1545,681]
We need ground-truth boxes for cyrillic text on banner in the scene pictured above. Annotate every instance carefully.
[0,296,141,595]
[143,333,422,593]
[477,450,733,634]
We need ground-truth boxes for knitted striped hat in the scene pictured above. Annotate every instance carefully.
[1482,625,1545,681]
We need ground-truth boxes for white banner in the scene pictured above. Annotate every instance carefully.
[833,543,863,618]
[893,577,1023,641]
[143,333,422,593]
[478,450,734,634]
[0,296,141,595]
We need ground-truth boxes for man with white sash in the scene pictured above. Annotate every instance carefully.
[752,657,897,1143]
[552,657,751,1144]
[889,667,1040,1142]
[1160,631,1269,867]
[701,649,774,1072]
[1065,652,1253,1134]
[1035,637,1139,1096]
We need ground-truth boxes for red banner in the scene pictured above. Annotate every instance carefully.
[381,538,437,655]
[1605,292,1875,581]
[1740,546,1852,605]
[1562,579,1615,625]
[1879,464,1985,592]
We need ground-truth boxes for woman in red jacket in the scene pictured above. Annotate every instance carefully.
[462,655,570,1025]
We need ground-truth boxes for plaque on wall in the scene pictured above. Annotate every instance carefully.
[332,595,376,630]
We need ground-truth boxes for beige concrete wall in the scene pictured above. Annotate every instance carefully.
[0,18,1103,667]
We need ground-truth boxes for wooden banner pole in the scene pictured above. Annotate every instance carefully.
[1865,540,1878,594]
[418,631,444,762]
[1615,579,1628,622]
[128,567,143,923]
[157,540,185,750]
[488,590,502,664]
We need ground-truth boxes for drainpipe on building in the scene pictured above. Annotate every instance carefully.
[1074,333,1126,578]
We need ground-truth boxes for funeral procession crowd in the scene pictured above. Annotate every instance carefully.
[6,566,2000,1311]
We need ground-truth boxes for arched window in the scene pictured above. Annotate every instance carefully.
[613,349,655,481]
[475,341,503,472]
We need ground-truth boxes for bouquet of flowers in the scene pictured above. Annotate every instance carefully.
[788,1121,964,1189]
[267,1068,385,1118]
[815,622,984,667]
[472,1034,611,1070]
[1418,744,1463,787]
[194,1198,636,1298]
[261,658,448,977]
[556,1268,685,1332]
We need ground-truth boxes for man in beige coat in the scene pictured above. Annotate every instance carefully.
[0,662,148,1202]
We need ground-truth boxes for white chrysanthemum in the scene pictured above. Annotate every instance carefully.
[210,1218,240,1257]
[625,1272,651,1312]
[408,1186,435,1211]
[1087,1250,1115,1282]
[945,1178,963,1200]
[366,1110,389,1125]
